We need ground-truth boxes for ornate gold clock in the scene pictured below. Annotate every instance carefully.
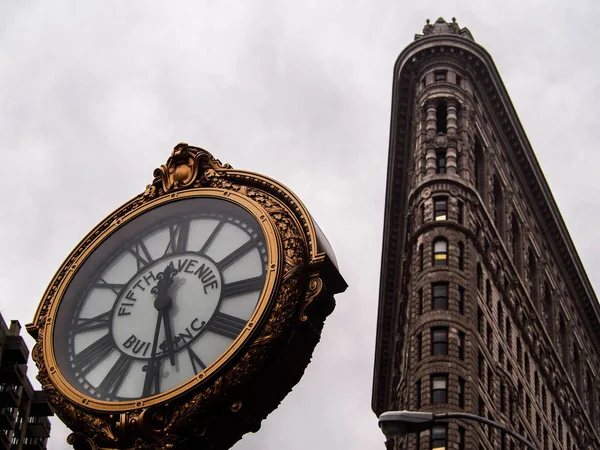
[27,144,346,450]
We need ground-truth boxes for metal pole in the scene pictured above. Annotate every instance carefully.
[434,412,539,450]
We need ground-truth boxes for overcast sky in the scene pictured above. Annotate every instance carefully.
[1,1,599,449]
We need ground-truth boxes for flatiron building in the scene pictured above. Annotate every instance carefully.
[373,17,600,450]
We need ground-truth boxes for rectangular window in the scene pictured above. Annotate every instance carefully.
[432,283,449,310]
[456,74,463,87]
[433,239,448,265]
[431,424,447,449]
[431,327,449,355]
[431,374,448,404]
[487,324,493,354]
[458,426,465,450]
[417,333,422,361]
[434,197,447,220]
[458,377,465,408]
[416,379,421,408]
[436,150,447,174]
[458,286,464,314]
[478,352,485,379]
[458,331,465,360]
[418,289,423,315]
[434,70,447,82]
[457,200,464,224]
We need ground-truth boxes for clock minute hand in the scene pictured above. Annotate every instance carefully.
[162,308,176,366]
[143,309,163,397]
[151,265,178,366]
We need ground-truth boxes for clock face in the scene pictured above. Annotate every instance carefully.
[52,197,269,403]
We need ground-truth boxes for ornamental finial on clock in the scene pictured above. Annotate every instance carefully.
[151,142,232,194]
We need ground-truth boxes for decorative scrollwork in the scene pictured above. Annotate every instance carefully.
[148,143,232,196]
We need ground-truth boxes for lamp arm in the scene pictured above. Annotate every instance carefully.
[434,413,539,450]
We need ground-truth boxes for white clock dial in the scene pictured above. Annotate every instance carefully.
[53,198,269,402]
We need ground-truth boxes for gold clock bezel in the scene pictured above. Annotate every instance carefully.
[41,188,282,412]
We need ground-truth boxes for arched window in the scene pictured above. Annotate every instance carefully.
[431,374,448,404]
[436,101,447,133]
[511,214,523,274]
[477,263,483,292]
[431,327,449,355]
[432,283,449,310]
[493,175,505,238]
[436,150,447,174]
[542,385,547,410]
[457,201,464,225]
[587,370,596,422]
[497,301,503,329]
[433,238,448,265]
[543,282,554,336]
[558,315,569,365]
[458,242,465,270]
[573,346,582,395]
[478,307,484,335]
[474,136,485,194]
[505,317,512,344]
[528,250,538,305]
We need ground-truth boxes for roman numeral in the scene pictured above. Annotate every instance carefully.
[73,334,113,374]
[74,311,111,334]
[164,219,190,255]
[206,312,246,339]
[128,240,153,270]
[142,360,161,397]
[93,278,124,295]
[187,347,206,375]
[216,240,256,271]
[199,221,225,255]
[97,355,132,395]
[222,276,264,298]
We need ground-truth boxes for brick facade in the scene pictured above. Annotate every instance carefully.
[373,18,600,450]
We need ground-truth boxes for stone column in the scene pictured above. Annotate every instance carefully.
[457,104,469,181]
[425,143,437,176]
[446,141,458,175]
[425,100,437,140]
[447,99,458,137]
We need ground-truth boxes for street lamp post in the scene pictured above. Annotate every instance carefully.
[378,411,539,450]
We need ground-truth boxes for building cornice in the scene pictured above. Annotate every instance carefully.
[372,27,600,416]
